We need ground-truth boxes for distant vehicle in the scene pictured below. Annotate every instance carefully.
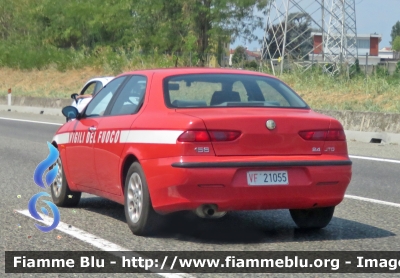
[70,77,114,113]
[53,68,352,236]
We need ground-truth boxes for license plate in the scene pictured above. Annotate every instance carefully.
[247,171,289,186]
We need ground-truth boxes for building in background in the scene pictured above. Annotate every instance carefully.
[229,47,261,67]
[379,47,394,59]
[311,33,382,65]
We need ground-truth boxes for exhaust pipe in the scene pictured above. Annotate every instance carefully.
[195,204,227,219]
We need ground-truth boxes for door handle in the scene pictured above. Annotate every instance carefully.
[88,126,97,132]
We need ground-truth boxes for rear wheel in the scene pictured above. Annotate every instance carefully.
[289,206,335,229]
[50,157,81,207]
[124,162,158,236]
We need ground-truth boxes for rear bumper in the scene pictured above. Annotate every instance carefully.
[141,155,352,213]
[171,160,352,168]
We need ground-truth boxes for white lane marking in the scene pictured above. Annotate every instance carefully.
[17,209,129,251]
[16,209,193,278]
[345,195,400,208]
[349,155,400,164]
[0,117,62,126]
[120,130,183,144]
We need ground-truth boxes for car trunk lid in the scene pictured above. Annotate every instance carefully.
[176,108,332,156]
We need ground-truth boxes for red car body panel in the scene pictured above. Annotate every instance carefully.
[53,68,352,214]
[140,155,351,213]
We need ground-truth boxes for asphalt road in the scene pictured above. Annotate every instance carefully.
[1,111,399,278]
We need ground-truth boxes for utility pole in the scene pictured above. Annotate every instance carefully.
[321,0,325,62]
[261,0,358,76]
[324,0,358,75]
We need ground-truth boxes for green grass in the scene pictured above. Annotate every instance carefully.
[0,41,189,74]
[276,67,400,113]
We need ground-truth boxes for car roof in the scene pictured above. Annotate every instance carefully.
[85,76,114,84]
[116,68,275,78]
[80,76,112,87]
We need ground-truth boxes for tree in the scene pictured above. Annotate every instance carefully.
[0,0,14,40]
[0,0,43,42]
[391,21,400,45]
[285,13,313,59]
[184,0,270,65]
[33,0,135,48]
[130,0,190,54]
[132,0,269,65]
[263,12,313,60]
[0,0,270,68]
[232,46,246,65]
[393,36,400,52]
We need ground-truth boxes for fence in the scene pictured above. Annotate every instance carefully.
[259,55,400,76]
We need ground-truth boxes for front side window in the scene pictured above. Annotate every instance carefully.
[80,82,97,96]
[164,74,308,108]
[84,76,126,117]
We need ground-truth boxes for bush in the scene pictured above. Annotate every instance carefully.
[375,65,389,77]
[244,60,258,70]
[396,61,400,73]
[0,41,181,73]
[349,58,362,78]
[0,40,93,71]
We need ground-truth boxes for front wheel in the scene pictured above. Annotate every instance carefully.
[50,157,81,207]
[289,206,335,229]
[124,162,159,236]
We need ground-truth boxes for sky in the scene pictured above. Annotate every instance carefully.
[232,0,399,51]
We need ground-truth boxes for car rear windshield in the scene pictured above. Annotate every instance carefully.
[164,73,308,108]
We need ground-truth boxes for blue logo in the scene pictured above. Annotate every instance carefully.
[28,142,60,232]
[33,142,59,188]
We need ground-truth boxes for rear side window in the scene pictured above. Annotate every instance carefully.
[109,76,147,116]
[94,81,105,95]
[164,74,308,108]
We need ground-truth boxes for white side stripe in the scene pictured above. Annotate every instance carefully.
[349,155,400,164]
[120,130,183,144]
[53,130,183,145]
[53,133,70,144]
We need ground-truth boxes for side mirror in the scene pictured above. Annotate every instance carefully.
[62,106,79,121]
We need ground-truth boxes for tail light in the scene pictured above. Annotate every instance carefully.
[209,131,241,141]
[177,130,241,142]
[177,130,210,142]
[299,129,346,141]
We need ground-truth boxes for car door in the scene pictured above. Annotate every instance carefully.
[65,76,127,190]
[93,75,148,195]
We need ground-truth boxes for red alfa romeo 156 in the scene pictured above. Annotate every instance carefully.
[52,68,352,236]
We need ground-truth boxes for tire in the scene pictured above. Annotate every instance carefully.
[124,162,159,236]
[289,206,335,229]
[50,157,81,207]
